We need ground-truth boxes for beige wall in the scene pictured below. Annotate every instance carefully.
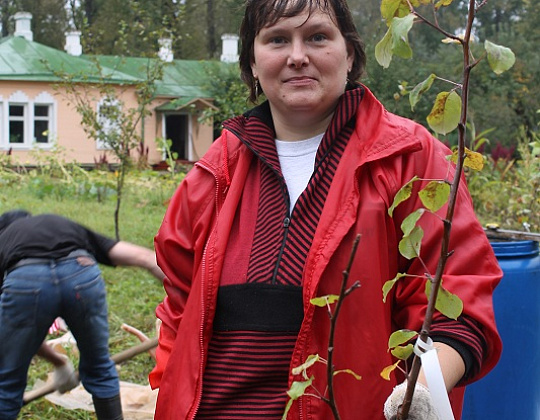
[0,81,214,167]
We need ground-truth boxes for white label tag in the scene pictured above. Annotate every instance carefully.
[415,337,455,420]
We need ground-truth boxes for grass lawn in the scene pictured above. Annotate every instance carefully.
[0,168,182,419]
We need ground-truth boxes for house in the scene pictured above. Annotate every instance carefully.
[0,12,240,167]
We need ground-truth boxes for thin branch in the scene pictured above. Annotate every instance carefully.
[435,76,463,89]
[405,0,460,43]
[326,234,361,420]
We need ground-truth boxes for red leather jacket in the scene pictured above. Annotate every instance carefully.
[150,86,502,419]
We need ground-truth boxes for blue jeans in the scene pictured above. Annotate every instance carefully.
[0,257,119,419]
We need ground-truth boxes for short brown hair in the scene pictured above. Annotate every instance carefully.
[239,0,366,102]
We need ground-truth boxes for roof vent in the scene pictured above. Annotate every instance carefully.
[14,12,33,41]
[220,34,239,63]
[65,31,82,56]
[158,38,174,62]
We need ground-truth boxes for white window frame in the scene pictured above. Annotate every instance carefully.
[33,92,56,147]
[96,96,122,150]
[0,90,56,150]
[7,91,28,148]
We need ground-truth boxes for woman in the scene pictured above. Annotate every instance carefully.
[149,0,502,419]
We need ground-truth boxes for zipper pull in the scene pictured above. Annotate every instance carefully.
[283,217,291,228]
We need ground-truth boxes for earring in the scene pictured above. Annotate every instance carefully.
[255,79,260,95]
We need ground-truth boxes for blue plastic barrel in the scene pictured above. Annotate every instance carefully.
[463,240,540,419]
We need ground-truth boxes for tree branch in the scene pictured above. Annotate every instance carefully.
[326,234,361,420]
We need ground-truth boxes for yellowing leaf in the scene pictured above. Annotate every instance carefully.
[391,344,414,360]
[334,369,362,381]
[382,273,407,303]
[398,225,424,259]
[485,40,516,75]
[425,281,464,320]
[434,0,454,9]
[381,0,402,22]
[442,31,478,44]
[388,329,418,349]
[388,176,419,216]
[310,295,339,307]
[381,361,401,381]
[427,91,462,135]
[418,181,450,213]
[449,147,485,171]
[380,0,411,23]
[464,149,485,170]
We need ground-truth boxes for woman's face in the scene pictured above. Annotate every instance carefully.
[251,8,354,133]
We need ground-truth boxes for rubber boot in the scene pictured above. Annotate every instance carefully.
[92,394,124,420]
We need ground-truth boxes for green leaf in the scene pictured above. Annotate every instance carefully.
[398,225,424,259]
[286,377,314,400]
[381,361,401,381]
[410,73,437,111]
[333,368,362,381]
[425,281,464,320]
[282,377,314,419]
[401,208,425,236]
[388,329,418,349]
[375,29,393,68]
[282,399,294,420]
[391,344,414,360]
[291,354,320,376]
[375,14,415,68]
[391,14,415,59]
[485,40,516,75]
[310,295,340,307]
[382,273,407,303]
[388,176,419,216]
[418,181,450,213]
[427,91,462,135]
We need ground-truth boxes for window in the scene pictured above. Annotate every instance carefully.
[33,92,55,145]
[96,96,121,150]
[1,91,56,148]
[9,104,25,144]
[34,104,51,143]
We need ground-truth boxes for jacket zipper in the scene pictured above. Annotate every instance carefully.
[271,213,291,284]
[189,160,223,420]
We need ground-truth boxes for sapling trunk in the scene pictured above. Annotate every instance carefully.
[396,1,478,418]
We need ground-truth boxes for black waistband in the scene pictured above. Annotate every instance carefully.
[6,249,92,274]
[213,284,304,332]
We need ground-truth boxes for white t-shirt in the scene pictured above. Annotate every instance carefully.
[275,133,324,213]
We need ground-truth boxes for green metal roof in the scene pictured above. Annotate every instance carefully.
[92,55,218,98]
[0,35,232,110]
[0,36,138,83]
